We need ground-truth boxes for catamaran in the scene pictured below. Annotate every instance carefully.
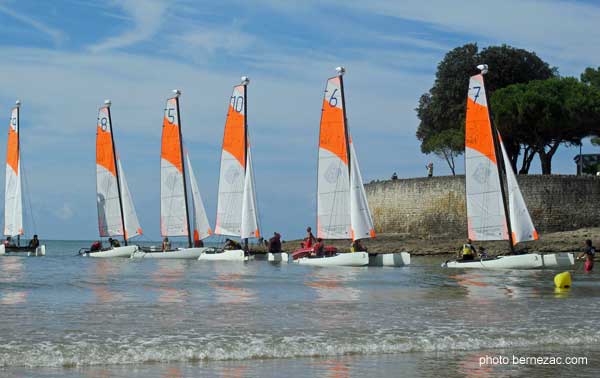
[80,100,142,257]
[443,65,574,269]
[199,77,262,262]
[0,101,45,256]
[292,67,410,267]
[131,90,212,259]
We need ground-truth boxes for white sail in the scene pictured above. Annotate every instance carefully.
[96,106,123,237]
[160,97,188,237]
[464,74,508,241]
[349,138,375,240]
[185,152,212,241]
[4,105,23,237]
[117,159,142,240]
[240,144,260,239]
[498,134,538,244]
[215,84,246,237]
[317,76,351,239]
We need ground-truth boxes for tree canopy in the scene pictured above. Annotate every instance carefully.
[416,43,555,172]
[491,77,600,174]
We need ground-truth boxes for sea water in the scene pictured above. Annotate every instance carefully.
[1,241,599,377]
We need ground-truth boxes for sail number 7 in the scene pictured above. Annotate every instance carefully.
[471,86,481,103]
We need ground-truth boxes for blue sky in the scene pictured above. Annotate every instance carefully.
[0,0,598,241]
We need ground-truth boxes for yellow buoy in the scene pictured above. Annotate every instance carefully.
[554,271,572,289]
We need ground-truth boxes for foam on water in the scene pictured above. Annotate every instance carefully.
[2,328,599,368]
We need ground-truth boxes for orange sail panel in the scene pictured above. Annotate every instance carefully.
[215,85,246,236]
[317,76,351,239]
[464,74,508,240]
[160,97,188,236]
[4,106,23,236]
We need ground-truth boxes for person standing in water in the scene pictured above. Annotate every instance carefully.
[577,239,596,273]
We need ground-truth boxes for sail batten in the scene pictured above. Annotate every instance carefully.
[464,74,509,241]
[317,76,351,239]
[160,97,188,237]
[4,105,23,237]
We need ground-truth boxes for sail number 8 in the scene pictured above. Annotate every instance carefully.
[100,117,109,131]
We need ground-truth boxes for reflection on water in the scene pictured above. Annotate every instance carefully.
[0,257,27,304]
[305,268,361,302]
[89,259,124,303]
[210,263,256,305]
[152,261,188,304]
[316,359,350,378]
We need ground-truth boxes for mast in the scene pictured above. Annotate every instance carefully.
[173,90,193,248]
[105,100,128,246]
[478,65,515,253]
[241,76,249,251]
[16,101,21,247]
[337,67,352,179]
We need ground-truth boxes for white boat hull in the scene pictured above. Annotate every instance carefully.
[198,249,250,261]
[442,253,574,269]
[294,252,368,267]
[368,252,411,266]
[267,252,289,263]
[83,245,137,258]
[0,244,45,256]
[131,247,208,259]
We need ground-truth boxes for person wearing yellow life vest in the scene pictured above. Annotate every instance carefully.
[458,239,478,261]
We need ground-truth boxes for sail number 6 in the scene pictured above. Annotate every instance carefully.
[329,89,338,107]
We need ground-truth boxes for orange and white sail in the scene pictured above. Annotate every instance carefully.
[4,103,23,237]
[498,133,538,244]
[185,150,212,242]
[215,83,247,237]
[96,104,141,239]
[349,137,375,240]
[317,75,351,239]
[465,74,508,241]
[240,143,260,239]
[160,95,188,237]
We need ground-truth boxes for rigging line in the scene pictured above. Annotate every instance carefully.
[246,126,262,236]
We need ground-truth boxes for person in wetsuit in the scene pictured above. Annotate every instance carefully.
[28,235,40,249]
[578,239,596,273]
[268,232,282,253]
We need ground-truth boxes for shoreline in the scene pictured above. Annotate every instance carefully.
[271,227,599,256]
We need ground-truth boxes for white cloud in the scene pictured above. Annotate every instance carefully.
[88,0,169,53]
[0,4,66,45]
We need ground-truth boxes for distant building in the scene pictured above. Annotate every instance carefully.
[574,154,600,175]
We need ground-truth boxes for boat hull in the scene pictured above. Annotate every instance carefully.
[267,252,289,263]
[368,252,411,266]
[0,244,45,256]
[442,253,574,269]
[198,249,249,261]
[294,252,368,267]
[82,245,137,258]
[131,247,208,259]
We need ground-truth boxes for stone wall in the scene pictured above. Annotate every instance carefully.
[365,175,600,238]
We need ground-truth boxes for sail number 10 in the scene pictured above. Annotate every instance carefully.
[230,96,244,113]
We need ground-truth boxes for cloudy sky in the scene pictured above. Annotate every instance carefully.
[0,0,598,241]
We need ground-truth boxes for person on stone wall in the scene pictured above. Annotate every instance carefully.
[391,172,398,180]
[426,162,433,177]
